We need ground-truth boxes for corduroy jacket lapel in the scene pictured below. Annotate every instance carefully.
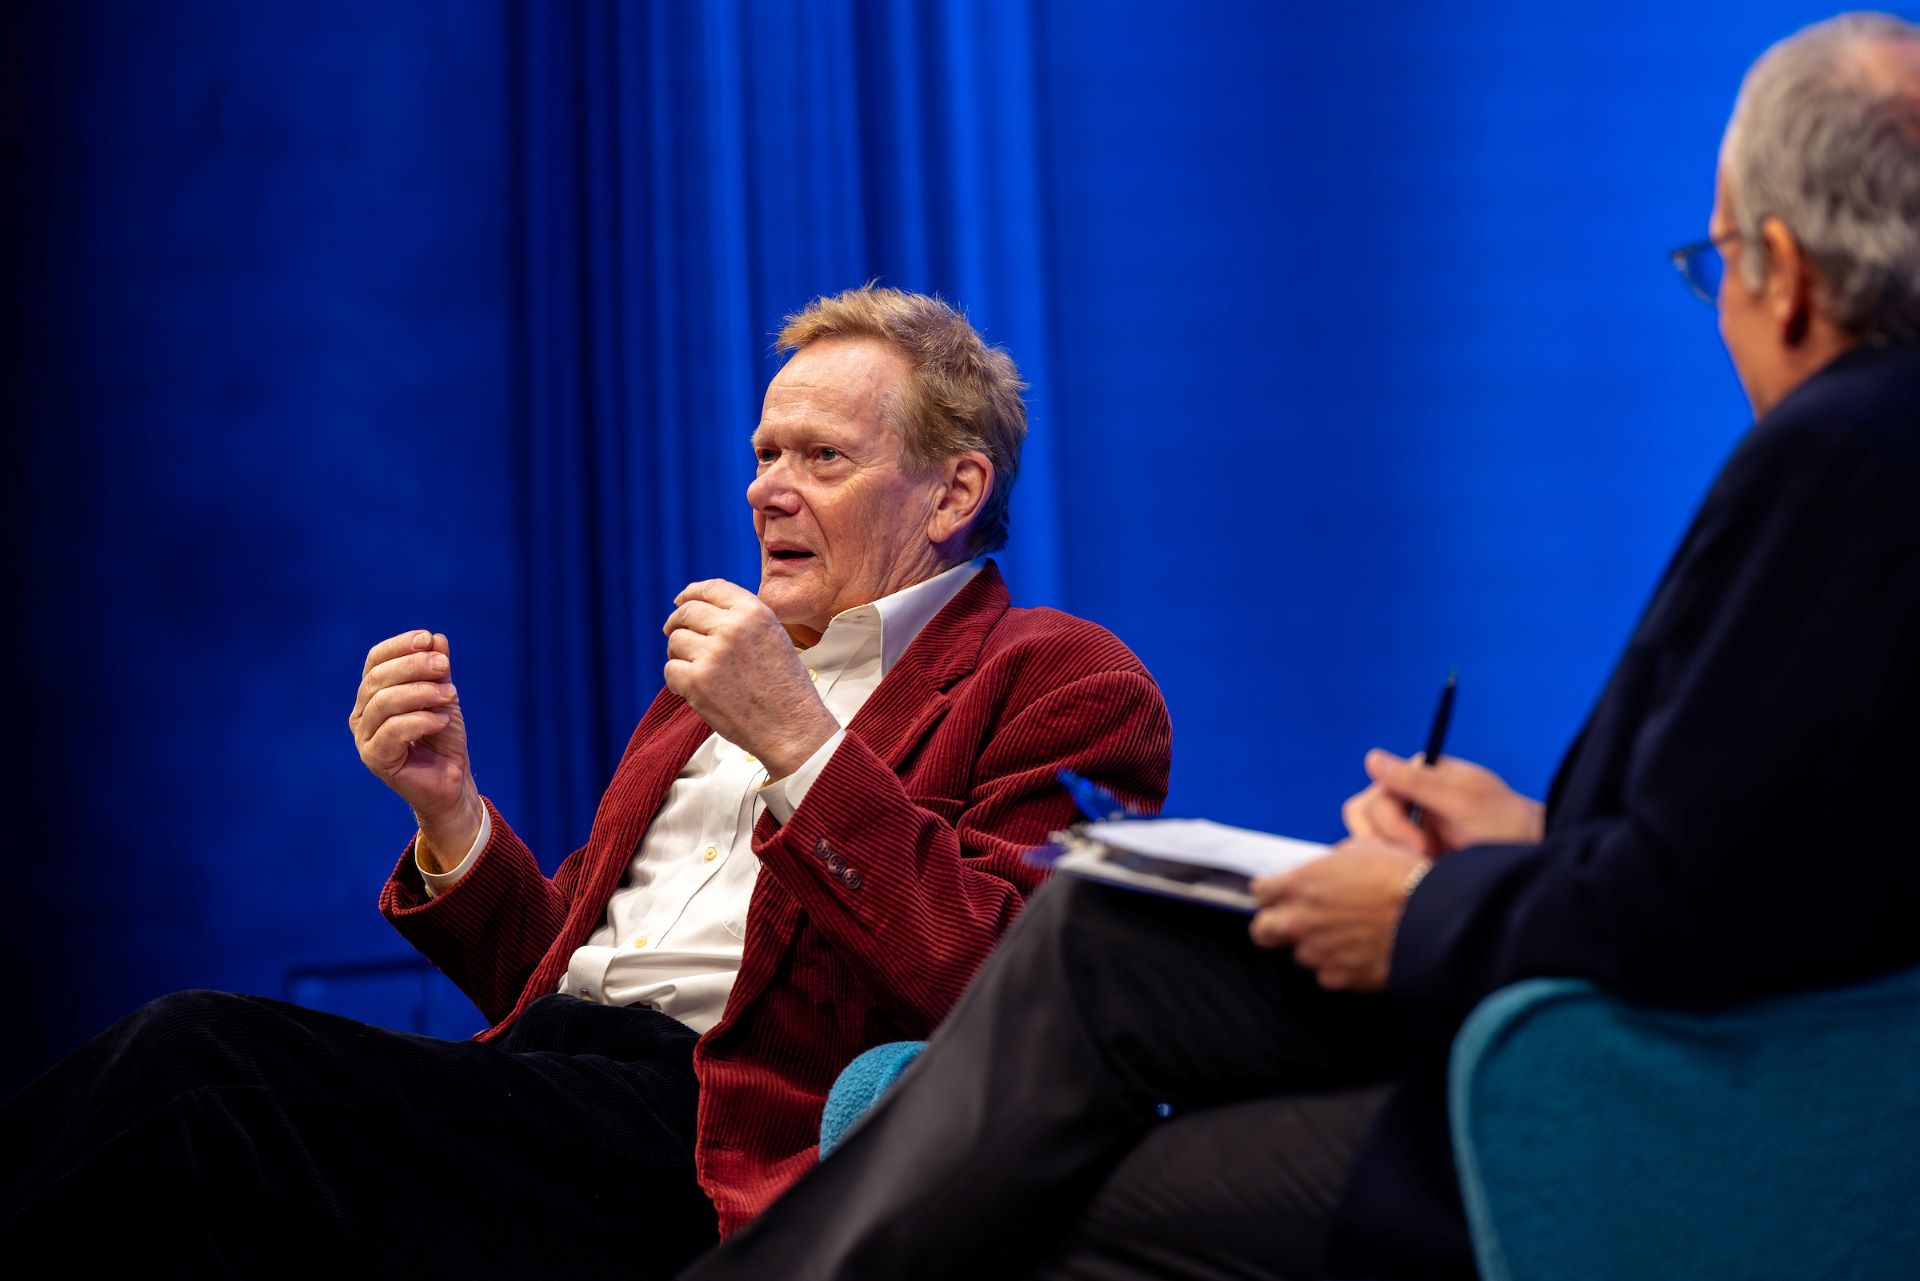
[842,561,1009,767]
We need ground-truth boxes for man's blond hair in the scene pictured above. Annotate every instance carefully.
[776,285,1027,555]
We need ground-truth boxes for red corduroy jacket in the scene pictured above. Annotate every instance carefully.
[378,562,1171,1233]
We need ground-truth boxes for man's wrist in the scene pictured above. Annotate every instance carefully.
[415,793,485,875]
[1403,857,1434,899]
[759,706,842,782]
[760,728,847,825]
[1519,798,1547,843]
[1385,856,1434,965]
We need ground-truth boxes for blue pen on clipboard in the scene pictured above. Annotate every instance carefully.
[1058,768,1136,822]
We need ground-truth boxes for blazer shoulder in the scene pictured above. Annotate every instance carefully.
[1748,344,1920,471]
[1721,345,1920,532]
[981,604,1158,682]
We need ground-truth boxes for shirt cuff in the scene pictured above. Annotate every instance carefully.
[760,729,846,825]
[418,807,492,898]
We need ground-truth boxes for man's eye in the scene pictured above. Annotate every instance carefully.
[816,447,840,462]
[754,448,777,464]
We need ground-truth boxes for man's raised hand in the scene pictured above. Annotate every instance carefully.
[662,580,840,779]
[349,629,483,871]
[1341,749,1544,857]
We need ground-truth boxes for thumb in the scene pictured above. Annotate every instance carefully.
[1364,748,1454,810]
[1364,748,1408,780]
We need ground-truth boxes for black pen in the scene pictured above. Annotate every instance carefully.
[1404,671,1457,827]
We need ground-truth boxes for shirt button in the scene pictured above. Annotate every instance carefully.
[632,936,648,948]
[807,668,819,683]
[704,845,718,862]
[743,753,756,764]
[579,990,595,1002]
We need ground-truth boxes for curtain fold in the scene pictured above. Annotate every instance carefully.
[507,0,1065,864]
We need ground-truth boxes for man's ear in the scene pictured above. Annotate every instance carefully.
[927,451,993,548]
[1760,215,1815,345]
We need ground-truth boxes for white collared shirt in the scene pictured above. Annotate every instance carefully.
[418,559,981,1033]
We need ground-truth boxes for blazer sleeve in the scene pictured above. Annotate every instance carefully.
[377,798,579,1024]
[1391,420,1920,1031]
[752,665,1172,1034]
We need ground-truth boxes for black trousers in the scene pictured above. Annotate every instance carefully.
[1,990,716,1278]
[682,877,1413,1281]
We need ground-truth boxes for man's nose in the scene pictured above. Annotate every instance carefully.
[747,458,797,512]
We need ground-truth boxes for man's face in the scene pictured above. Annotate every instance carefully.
[1712,165,1778,416]
[748,337,947,643]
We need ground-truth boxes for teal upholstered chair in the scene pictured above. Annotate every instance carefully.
[824,966,1920,1279]
[820,1039,926,1156]
[1450,968,1920,1281]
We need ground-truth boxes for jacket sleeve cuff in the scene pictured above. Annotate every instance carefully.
[382,796,510,919]
[1387,841,1541,1032]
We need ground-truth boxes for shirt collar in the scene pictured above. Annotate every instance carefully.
[801,558,984,676]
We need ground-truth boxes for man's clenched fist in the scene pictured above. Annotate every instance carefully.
[349,629,482,871]
[662,580,840,780]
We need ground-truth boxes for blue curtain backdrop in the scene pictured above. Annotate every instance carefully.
[509,0,1063,862]
[4,0,1846,1092]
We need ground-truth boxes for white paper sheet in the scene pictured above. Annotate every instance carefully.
[1078,818,1329,879]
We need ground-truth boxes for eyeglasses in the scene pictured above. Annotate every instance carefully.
[1669,232,1742,304]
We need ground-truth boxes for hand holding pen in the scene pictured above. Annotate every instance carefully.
[1340,676,1546,856]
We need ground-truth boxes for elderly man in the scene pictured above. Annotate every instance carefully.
[0,287,1171,1277]
[683,15,1920,1281]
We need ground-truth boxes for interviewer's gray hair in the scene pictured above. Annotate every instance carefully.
[1721,12,1920,342]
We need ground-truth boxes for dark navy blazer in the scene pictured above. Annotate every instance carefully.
[1330,341,1920,1279]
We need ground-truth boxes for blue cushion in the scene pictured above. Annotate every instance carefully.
[820,1040,926,1156]
[1450,967,1920,1281]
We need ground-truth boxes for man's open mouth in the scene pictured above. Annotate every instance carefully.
[768,547,815,562]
